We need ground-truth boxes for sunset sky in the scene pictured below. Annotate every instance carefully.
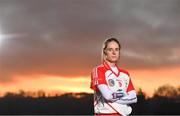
[0,0,180,97]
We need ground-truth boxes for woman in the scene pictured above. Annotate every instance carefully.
[90,38,137,116]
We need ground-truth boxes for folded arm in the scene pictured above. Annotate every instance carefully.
[97,84,124,102]
[97,84,137,104]
[115,90,137,104]
[97,84,115,101]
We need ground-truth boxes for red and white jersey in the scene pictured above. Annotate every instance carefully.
[90,62,135,114]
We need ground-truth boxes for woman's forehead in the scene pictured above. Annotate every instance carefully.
[107,41,119,48]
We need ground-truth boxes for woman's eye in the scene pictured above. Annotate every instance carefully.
[115,49,119,52]
[107,49,112,52]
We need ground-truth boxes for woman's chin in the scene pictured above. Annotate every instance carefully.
[109,60,117,63]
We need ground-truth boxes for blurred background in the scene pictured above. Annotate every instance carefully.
[0,0,179,114]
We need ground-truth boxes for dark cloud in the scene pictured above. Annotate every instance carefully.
[0,0,180,82]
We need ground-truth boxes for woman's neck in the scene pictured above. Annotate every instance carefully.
[105,60,116,67]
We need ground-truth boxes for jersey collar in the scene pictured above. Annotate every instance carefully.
[103,61,120,77]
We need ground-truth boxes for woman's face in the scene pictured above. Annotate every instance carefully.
[104,41,120,63]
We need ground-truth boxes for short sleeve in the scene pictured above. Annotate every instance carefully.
[90,67,107,91]
[126,78,135,92]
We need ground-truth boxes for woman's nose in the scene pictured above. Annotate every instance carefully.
[112,50,116,54]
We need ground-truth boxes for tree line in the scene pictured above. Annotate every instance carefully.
[0,84,179,115]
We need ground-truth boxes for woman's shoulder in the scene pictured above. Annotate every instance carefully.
[92,64,104,72]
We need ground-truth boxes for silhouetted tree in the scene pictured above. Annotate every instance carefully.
[18,90,26,97]
[37,90,46,98]
[4,92,16,98]
[153,84,178,98]
[177,85,180,97]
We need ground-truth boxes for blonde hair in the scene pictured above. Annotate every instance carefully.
[101,38,121,63]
